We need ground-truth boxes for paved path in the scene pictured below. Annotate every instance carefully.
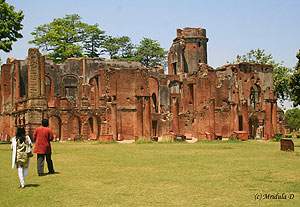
[116,140,136,144]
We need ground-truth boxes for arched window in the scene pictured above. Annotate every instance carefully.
[45,76,52,101]
[250,85,261,110]
[63,76,78,107]
[152,93,158,113]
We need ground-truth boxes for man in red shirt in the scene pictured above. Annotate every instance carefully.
[33,119,55,176]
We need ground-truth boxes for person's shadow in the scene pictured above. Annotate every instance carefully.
[25,184,40,187]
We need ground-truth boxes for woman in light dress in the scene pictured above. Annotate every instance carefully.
[11,126,33,189]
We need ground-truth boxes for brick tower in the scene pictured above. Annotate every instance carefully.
[168,27,209,75]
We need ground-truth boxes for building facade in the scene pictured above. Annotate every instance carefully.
[0,28,286,141]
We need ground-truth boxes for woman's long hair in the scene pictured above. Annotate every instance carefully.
[16,126,26,144]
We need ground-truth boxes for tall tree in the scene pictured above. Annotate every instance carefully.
[289,50,300,106]
[230,49,292,104]
[135,38,167,67]
[82,24,105,58]
[29,14,105,63]
[103,36,134,59]
[285,108,300,131]
[0,0,24,52]
[118,36,135,58]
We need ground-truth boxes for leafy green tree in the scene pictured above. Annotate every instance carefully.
[0,0,24,52]
[135,38,167,67]
[102,36,120,59]
[117,36,135,58]
[82,24,105,58]
[103,36,134,59]
[289,50,300,106]
[285,108,300,131]
[29,14,105,63]
[230,49,292,104]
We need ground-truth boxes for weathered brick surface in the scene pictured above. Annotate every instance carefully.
[0,28,289,141]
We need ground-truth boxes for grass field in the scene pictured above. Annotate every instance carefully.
[1,139,300,207]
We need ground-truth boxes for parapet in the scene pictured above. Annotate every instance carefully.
[176,27,207,39]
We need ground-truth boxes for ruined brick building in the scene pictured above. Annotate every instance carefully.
[0,28,287,141]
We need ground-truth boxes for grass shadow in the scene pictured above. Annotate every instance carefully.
[26,184,40,188]
[0,141,11,145]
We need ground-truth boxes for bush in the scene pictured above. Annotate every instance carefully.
[273,133,282,142]
[285,134,292,138]
[297,134,300,138]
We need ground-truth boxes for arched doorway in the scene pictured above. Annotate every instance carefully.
[49,116,61,141]
[249,114,259,139]
[88,116,100,140]
[68,116,81,140]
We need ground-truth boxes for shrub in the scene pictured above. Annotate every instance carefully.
[273,133,282,142]
[297,134,300,138]
[285,134,292,138]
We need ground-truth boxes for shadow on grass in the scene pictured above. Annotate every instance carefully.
[26,184,40,188]
[0,141,11,145]
[39,171,60,177]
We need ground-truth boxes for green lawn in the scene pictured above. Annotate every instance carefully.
[1,139,300,207]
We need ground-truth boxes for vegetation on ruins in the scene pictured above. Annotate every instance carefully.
[103,35,135,59]
[285,108,300,131]
[289,50,300,106]
[0,0,24,52]
[230,48,292,104]
[29,14,167,67]
[29,14,105,63]
[134,38,168,67]
[82,23,106,58]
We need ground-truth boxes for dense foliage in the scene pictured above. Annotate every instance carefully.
[103,36,134,59]
[289,50,300,106]
[285,108,300,131]
[0,0,24,52]
[29,14,167,67]
[134,38,167,67]
[29,14,105,63]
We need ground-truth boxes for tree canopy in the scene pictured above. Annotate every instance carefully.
[289,50,300,106]
[29,14,167,68]
[134,38,167,67]
[0,0,24,52]
[230,49,292,104]
[82,24,105,58]
[285,108,300,131]
[29,14,105,63]
[103,36,134,59]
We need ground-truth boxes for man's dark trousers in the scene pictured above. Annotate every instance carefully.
[37,154,54,174]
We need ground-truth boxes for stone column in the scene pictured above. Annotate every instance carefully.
[172,97,179,134]
[136,97,143,137]
[265,100,272,139]
[209,99,215,140]
[111,103,118,140]
[27,49,47,136]
[234,104,239,131]
[272,101,277,137]
[28,48,41,99]
[230,103,235,133]
[242,101,249,132]
[60,114,69,141]
[14,61,20,101]
[143,97,151,138]
[41,56,45,97]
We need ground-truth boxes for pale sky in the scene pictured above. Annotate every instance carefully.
[1,0,300,108]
